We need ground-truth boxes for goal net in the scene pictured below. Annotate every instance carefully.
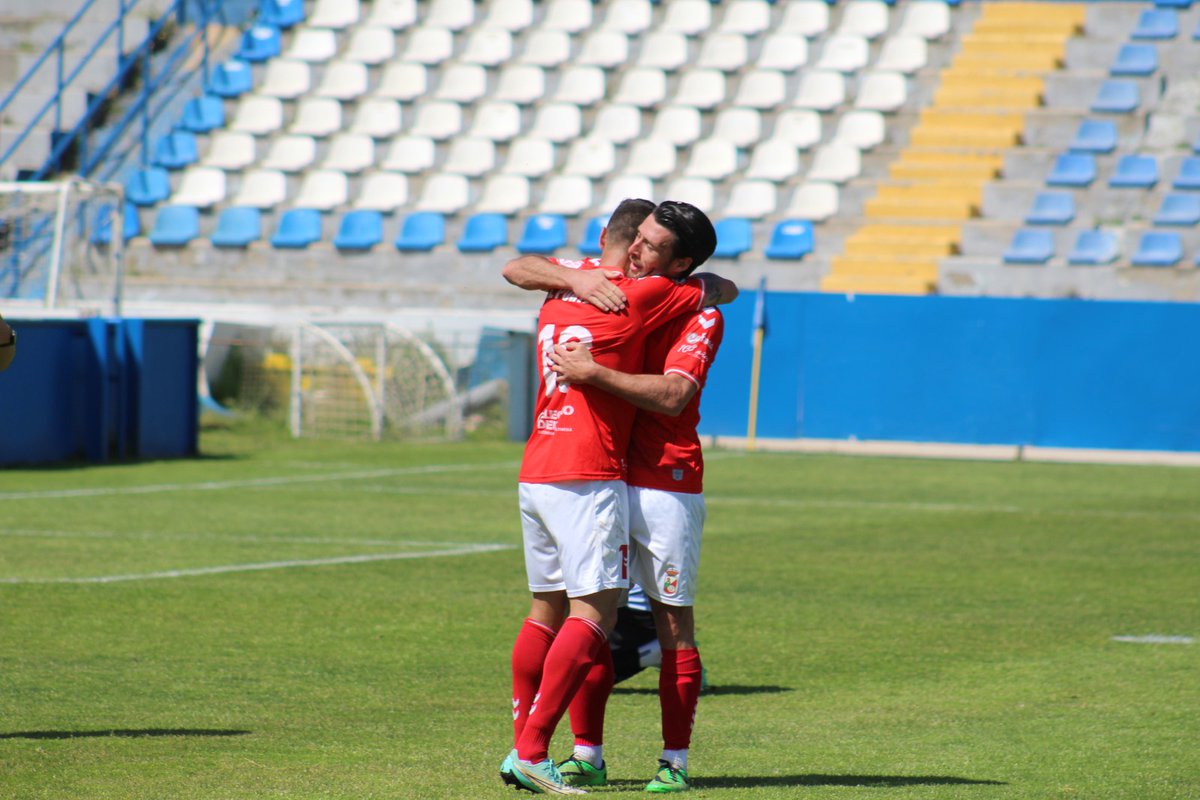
[209,320,467,442]
[0,178,126,312]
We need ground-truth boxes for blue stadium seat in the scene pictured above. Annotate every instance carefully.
[764,220,814,260]
[517,214,568,254]
[1046,153,1096,187]
[149,205,200,247]
[1132,231,1183,266]
[1172,157,1200,189]
[125,167,170,206]
[271,208,323,249]
[577,216,605,256]
[151,131,199,170]
[1025,192,1075,226]
[1108,155,1158,189]
[258,0,305,28]
[395,212,445,252]
[1110,43,1158,77]
[1090,80,1140,113]
[1132,8,1178,39]
[237,24,282,62]
[1153,193,1200,226]
[1067,230,1119,265]
[207,60,253,98]
[211,206,262,247]
[180,95,225,133]
[713,218,754,259]
[91,201,141,245]
[1003,229,1054,265]
[1156,0,1191,8]
[457,213,508,253]
[334,210,384,251]
[1069,120,1117,154]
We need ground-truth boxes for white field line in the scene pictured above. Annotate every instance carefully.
[1111,635,1194,645]
[0,529,489,548]
[0,461,520,501]
[0,543,514,585]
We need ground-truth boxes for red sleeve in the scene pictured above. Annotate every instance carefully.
[661,308,724,389]
[627,275,705,332]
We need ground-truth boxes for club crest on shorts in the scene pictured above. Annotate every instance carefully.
[662,567,680,596]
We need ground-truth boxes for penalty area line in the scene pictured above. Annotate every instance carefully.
[0,543,514,585]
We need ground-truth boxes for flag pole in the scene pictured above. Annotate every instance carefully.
[746,277,767,451]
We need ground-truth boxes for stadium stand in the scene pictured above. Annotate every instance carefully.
[1068,230,1120,265]
[211,207,263,248]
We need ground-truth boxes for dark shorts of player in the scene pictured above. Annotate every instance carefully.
[610,605,658,684]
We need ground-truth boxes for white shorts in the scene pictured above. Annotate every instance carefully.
[519,480,630,598]
[628,486,705,607]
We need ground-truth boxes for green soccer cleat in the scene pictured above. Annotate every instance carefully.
[558,756,608,787]
[646,760,690,793]
[508,753,587,795]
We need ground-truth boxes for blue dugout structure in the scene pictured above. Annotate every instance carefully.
[0,318,198,465]
[701,293,1200,453]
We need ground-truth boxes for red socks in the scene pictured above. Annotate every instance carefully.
[516,616,608,762]
[511,619,557,745]
[659,647,703,751]
[568,637,614,748]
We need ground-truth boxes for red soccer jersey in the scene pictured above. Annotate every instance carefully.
[627,307,724,494]
[518,275,708,484]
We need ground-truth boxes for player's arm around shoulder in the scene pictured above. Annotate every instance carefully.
[501,255,626,312]
[693,272,739,307]
[551,342,697,417]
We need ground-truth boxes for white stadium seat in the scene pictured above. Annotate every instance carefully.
[494,65,546,105]
[475,174,532,214]
[663,177,714,213]
[712,107,762,148]
[899,1,951,39]
[563,138,616,178]
[381,136,436,172]
[623,137,677,179]
[528,101,583,143]
[375,62,427,101]
[355,171,410,211]
[285,28,338,63]
[837,1,889,39]
[601,0,653,34]
[308,0,360,29]
[745,139,800,181]
[502,137,557,177]
[291,97,343,137]
[441,137,496,176]
[793,70,845,111]
[649,105,702,146]
[461,28,514,66]
[758,34,809,72]
[807,142,861,184]
[817,35,870,73]
[638,32,690,71]
[415,173,470,214]
[314,61,369,101]
[683,138,739,180]
[366,0,417,30]
[552,66,606,106]
[262,134,317,172]
[172,166,226,208]
[578,30,629,69]
[540,175,593,216]
[834,109,886,150]
[697,33,749,72]
[773,109,822,149]
[436,64,488,103]
[203,131,256,170]
[231,168,288,208]
[600,175,656,213]
[613,67,667,108]
[723,179,778,219]
[539,0,592,34]
[409,100,463,140]
[732,69,786,109]
[259,59,311,99]
[518,30,571,68]
[467,101,522,142]
[855,70,907,111]
[673,68,726,110]
[350,98,403,138]
[484,0,534,32]
[322,134,375,174]
[876,35,928,74]
[344,26,397,65]
[295,169,349,210]
[402,26,455,64]
[783,181,839,220]
[659,0,711,36]
[591,104,642,144]
[231,95,283,135]
[426,0,475,31]
[718,0,771,35]
[779,1,830,38]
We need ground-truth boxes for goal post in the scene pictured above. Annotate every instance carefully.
[0,178,126,314]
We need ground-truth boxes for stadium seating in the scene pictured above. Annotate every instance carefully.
[172,167,226,208]
[365,0,415,29]
[1131,9,1178,39]
[262,135,317,172]
[149,205,200,247]
[764,220,815,260]
[1172,157,1200,189]
[208,60,253,98]
[203,131,257,170]
[395,211,445,251]
[179,95,225,133]
[231,169,288,209]
[258,0,305,28]
[1069,120,1118,154]
[578,215,605,256]
[1067,230,1119,265]
[152,131,198,170]
[457,212,509,252]
[1110,43,1158,77]
[1047,153,1097,187]
[230,96,284,135]
[1132,231,1183,266]
[271,208,323,248]
[1003,229,1054,265]
[1153,193,1200,225]
[476,175,532,215]
[783,182,839,221]
[333,210,384,251]
[211,206,262,247]
[91,201,141,245]
[516,214,568,254]
[355,172,409,212]
[723,180,777,219]
[1090,80,1140,114]
[1108,155,1158,189]
[1025,192,1075,226]
[712,217,754,259]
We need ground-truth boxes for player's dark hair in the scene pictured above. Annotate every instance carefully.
[605,198,656,248]
[653,200,717,276]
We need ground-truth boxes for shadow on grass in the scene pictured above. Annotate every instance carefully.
[612,684,792,697]
[0,728,251,740]
[606,774,1006,790]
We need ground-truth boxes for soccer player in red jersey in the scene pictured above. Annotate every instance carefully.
[499,200,736,794]
[504,200,726,793]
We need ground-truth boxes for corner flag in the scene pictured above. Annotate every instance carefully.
[747,277,767,450]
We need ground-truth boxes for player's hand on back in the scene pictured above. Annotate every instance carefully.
[568,269,627,312]
[550,341,599,384]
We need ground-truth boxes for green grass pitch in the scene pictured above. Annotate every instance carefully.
[1,419,1197,799]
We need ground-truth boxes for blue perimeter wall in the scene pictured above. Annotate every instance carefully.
[0,318,198,465]
[700,292,1200,453]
